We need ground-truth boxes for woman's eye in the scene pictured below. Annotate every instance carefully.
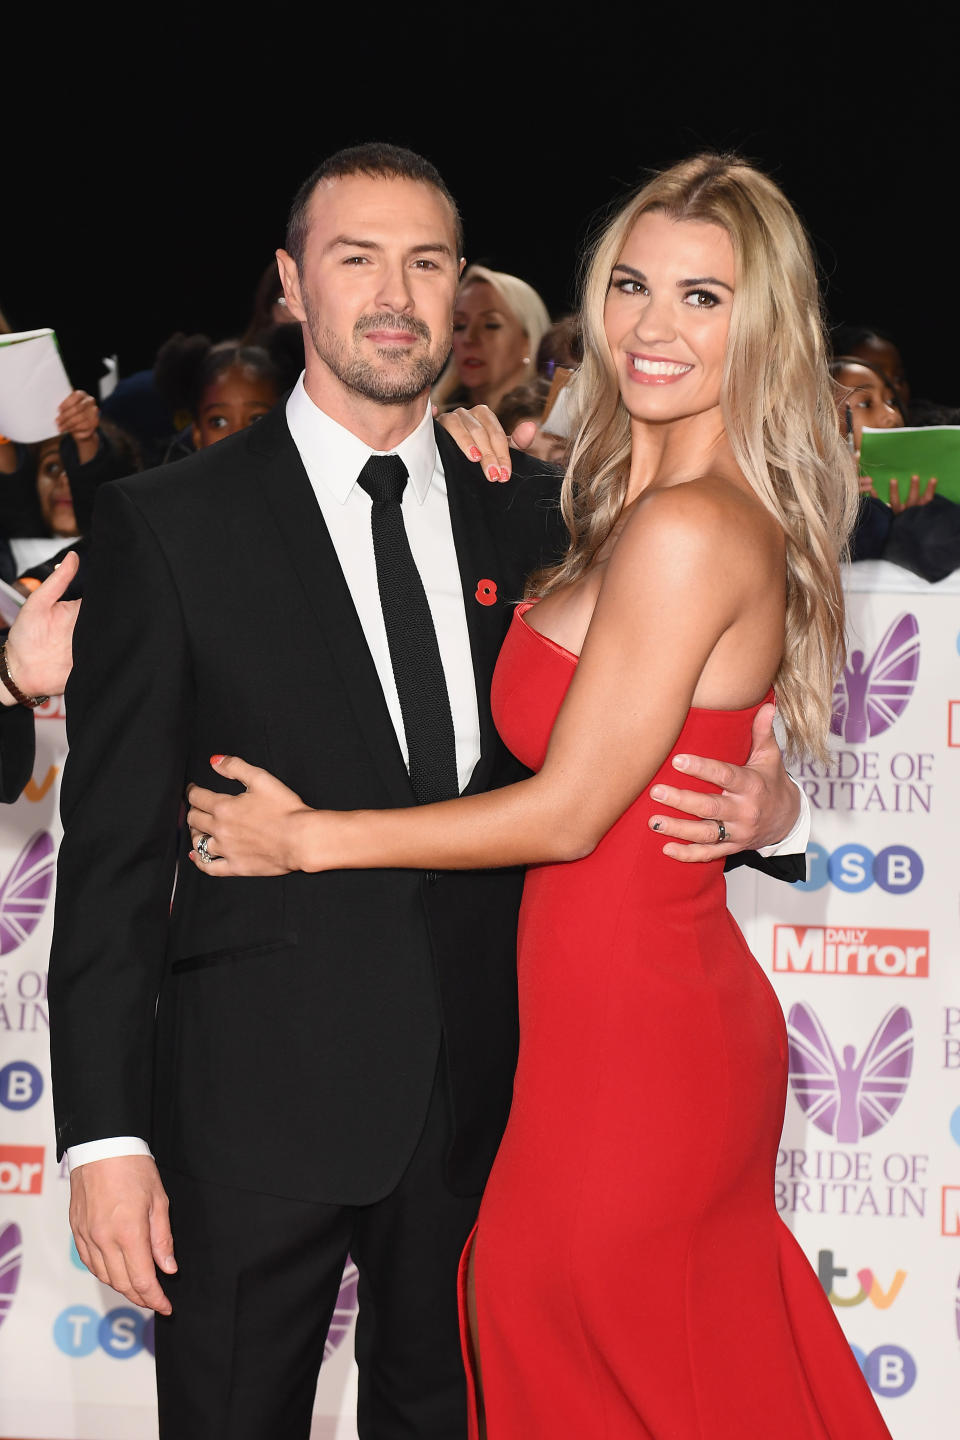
[484,322,502,331]
[684,289,720,308]
[614,279,647,296]
[208,416,229,429]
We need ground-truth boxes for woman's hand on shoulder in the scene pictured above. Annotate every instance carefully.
[434,404,537,483]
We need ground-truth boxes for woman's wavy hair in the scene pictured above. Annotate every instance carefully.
[532,153,858,761]
[432,265,551,409]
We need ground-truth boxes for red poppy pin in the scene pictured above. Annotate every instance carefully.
[475,578,498,606]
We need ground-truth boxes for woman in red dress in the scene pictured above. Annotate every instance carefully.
[188,155,891,1437]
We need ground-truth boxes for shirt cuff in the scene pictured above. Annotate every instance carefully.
[756,774,810,858]
[67,1137,153,1171]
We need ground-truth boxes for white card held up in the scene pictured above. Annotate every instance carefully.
[0,328,72,443]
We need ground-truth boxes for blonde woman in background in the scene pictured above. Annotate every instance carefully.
[187,155,891,1437]
[433,264,550,414]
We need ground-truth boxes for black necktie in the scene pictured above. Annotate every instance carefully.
[356,454,459,804]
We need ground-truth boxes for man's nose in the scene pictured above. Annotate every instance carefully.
[374,261,415,312]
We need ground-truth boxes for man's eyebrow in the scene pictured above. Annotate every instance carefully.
[324,236,454,258]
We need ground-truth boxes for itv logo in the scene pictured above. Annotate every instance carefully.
[817,1249,906,1309]
[773,926,928,978]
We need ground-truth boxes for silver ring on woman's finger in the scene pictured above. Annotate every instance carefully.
[196,834,215,864]
[715,820,727,843]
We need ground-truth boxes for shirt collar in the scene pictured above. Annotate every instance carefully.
[286,373,437,505]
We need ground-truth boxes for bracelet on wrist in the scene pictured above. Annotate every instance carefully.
[0,644,49,708]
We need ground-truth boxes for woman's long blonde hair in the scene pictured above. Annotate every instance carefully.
[533,154,858,761]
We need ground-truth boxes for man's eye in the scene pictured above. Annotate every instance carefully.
[343,256,369,266]
[413,259,438,270]
[209,416,229,429]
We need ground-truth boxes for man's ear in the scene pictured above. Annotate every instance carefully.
[276,249,307,323]
[458,257,466,278]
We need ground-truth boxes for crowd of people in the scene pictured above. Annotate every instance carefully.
[0,143,931,1438]
[3,205,958,595]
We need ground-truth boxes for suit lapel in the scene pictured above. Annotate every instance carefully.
[249,410,415,809]
[436,426,513,798]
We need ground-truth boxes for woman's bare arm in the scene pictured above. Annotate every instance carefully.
[187,482,780,877]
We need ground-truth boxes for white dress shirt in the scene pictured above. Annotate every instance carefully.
[67,380,808,1169]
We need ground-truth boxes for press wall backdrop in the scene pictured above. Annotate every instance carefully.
[0,559,958,1439]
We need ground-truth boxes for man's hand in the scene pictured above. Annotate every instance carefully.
[435,404,536,482]
[646,702,800,862]
[1,551,80,704]
[69,1155,176,1314]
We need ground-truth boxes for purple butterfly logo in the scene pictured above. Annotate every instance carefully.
[787,1003,913,1143]
[0,832,55,956]
[0,1222,23,1331]
[831,613,919,744]
[323,1256,358,1359]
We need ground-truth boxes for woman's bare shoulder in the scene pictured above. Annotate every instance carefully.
[629,473,776,544]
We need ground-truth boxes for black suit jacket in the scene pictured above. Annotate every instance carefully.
[49,410,563,1204]
[0,703,34,803]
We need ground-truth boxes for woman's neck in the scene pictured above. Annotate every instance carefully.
[625,407,737,501]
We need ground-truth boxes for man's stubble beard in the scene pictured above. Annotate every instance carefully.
[303,298,452,406]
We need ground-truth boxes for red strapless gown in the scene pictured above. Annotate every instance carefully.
[457,603,891,1439]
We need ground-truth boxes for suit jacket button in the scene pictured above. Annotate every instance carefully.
[425,871,439,885]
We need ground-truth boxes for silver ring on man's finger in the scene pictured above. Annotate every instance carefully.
[196,834,216,864]
[715,820,727,843]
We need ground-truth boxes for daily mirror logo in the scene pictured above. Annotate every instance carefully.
[831,613,919,743]
[786,1003,913,1144]
[773,926,929,978]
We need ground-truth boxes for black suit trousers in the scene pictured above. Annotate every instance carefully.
[156,1058,480,1440]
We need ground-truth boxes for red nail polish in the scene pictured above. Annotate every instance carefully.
[210,754,225,765]
[499,467,509,482]
[469,445,482,461]
[487,466,499,481]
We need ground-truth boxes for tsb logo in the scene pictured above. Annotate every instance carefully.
[773,926,929,978]
[0,1145,44,1194]
[0,1060,43,1111]
[798,843,923,895]
[851,1344,917,1398]
[53,1305,154,1359]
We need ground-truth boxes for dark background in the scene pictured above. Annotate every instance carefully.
[4,30,951,405]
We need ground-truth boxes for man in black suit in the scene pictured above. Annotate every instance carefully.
[50,146,805,1438]
[0,551,78,801]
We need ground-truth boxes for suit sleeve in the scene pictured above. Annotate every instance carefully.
[48,482,192,1156]
[724,850,805,883]
[0,703,35,803]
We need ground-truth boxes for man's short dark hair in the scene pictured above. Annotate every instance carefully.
[285,143,464,270]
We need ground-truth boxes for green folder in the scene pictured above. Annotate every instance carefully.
[859,426,960,505]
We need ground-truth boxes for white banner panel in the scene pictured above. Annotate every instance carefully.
[728,561,960,1438]
[1,558,956,1438]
